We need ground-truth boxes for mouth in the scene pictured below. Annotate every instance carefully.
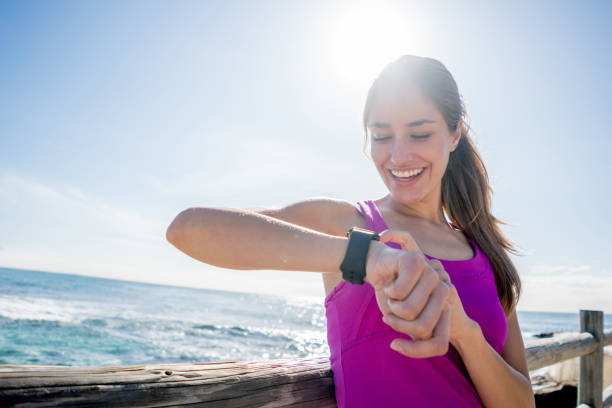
[388,167,426,183]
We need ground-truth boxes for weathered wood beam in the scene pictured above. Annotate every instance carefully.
[525,332,598,371]
[579,310,604,408]
[0,358,336,408]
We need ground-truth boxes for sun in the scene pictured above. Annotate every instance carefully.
[323,3,429,92]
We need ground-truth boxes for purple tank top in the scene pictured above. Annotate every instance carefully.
[325,200,508,407]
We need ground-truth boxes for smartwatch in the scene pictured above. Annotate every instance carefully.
[340,227,380,285]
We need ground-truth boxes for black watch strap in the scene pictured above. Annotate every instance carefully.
[340,227,380,285]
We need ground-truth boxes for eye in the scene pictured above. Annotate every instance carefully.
[412,133,432,140]
[372,134,392,142]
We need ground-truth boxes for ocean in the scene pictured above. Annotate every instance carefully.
[1,267,610,367]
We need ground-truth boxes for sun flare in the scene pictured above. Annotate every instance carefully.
[324,3,429,91]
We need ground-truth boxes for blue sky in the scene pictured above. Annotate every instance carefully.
[1,0,611,312]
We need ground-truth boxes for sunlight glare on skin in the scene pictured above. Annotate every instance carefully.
[323,3,430,93]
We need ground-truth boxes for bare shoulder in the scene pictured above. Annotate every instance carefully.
[256,197,366,237]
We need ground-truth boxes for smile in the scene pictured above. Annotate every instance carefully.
[389,167,425,178]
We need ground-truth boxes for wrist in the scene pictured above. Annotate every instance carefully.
[452,318,483,356]
[363,240,387,286]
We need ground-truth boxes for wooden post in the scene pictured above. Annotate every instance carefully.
[579,310,603,408]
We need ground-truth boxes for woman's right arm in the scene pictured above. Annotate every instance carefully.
[166,199,453,358]
[165,198,362,273]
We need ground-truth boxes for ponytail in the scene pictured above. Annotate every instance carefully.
[442,123,521,315]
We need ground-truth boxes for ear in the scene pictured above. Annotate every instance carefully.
[450,120,462,152]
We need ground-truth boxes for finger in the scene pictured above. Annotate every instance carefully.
[385,280,450,340]
[439,271,450,285]
[379,229,422,254]
[375,288,392,316]
[427,259,450,284]
[384,253,428,301]
[386,266,438,318]
[427,259,444,272]
[389,303,451,359]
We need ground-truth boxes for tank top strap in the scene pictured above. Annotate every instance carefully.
[356,200,388,233]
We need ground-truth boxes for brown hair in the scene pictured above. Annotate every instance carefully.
[363,55,521,315]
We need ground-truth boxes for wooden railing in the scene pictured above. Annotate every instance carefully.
[526,310,612,408]
[0,309,610,407]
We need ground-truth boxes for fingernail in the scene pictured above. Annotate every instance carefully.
[390,342,398,351]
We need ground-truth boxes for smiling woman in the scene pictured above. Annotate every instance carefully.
[166,55,535,407]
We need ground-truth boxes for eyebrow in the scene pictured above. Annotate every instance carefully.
[367,119,435,128]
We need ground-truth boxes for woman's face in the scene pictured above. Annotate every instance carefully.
[367,91,461,207]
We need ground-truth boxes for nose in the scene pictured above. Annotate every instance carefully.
[389,137,417,165]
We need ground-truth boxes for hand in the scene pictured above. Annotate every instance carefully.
[364,230,452,358]
[426,259,479,348]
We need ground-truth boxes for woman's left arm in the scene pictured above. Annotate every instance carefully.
[453,310,535,408]
[383,258,535,407]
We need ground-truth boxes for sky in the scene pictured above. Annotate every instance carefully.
[1,0,611,313]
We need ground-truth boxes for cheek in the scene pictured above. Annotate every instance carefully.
[370,145,388,166]
[427,140,450,166]
[430,149,451,178]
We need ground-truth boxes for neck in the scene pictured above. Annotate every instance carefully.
[385,191,447,226]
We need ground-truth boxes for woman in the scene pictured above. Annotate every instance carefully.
[166,55,535,407]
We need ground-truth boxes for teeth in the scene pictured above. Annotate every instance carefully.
[390,168,424,178]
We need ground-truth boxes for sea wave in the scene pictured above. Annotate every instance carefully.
[0,295,97,323]
[6,268,609,367]
[0,290,329,366]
